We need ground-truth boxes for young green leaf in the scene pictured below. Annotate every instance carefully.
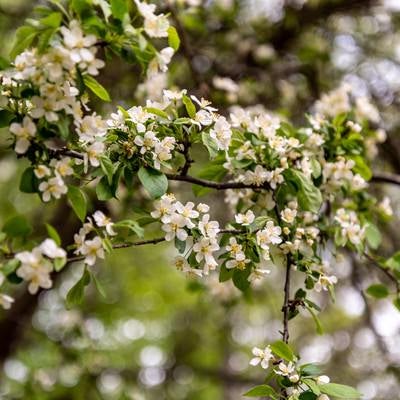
[66,268,91,309]
[366,284,389,299]
[67,185,87,222]
[243,384,278,398]
[320,383,361,399]
[91,271,106,298]
[96,176,114,200]
[100,155,115,185]
[201,131,218,159]
[138,167,168,199]
[364,223,382,250]
[270,340,295,362]
[284,169,322,213]
[167,26,180,51]
[19,167,38,193]
[45,223,61,246]
[306,306,324,335]
[10,26,38,58]
[182,95,196,118]
[110,0,128,20]
[83,75,111,102]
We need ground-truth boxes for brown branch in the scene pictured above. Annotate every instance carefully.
[364,253,400,294]
[166,173,269,190]
[281,254,292,344]
[371,172,400,187]
[65,229,245,264]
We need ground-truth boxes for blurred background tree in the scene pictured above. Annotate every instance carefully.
[0,0,400,399]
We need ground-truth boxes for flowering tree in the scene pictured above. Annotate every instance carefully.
[0,0,399,399]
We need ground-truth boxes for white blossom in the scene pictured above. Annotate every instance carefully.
[39,177,68,202]
[162,213,188,241]
[198,214,220,238]
[235,210,255,226]
[93,211,116,236]
[10,116,37,154]
[249,346,273,369]
[79,236,105,266]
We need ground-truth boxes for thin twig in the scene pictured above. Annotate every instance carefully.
[165,173,269,191]
[63,229,246,264]
[281,254,292,344]
[364,252,400,294]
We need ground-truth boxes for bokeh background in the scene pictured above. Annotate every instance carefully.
[1,0,400,399]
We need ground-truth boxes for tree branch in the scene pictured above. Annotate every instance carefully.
[281,254,292,344]
[371,172,400,187]
[165,173,269,190]
[66,229,245,264]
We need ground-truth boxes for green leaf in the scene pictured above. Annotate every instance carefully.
[3,259,20,276]
[3,215,32,237]
[10,26,38,58]
[365,223,381,250]
[284,169,322,213]
[175,238,186,254]
[167,26,180,51]
[302,378,321,395]
[66,268,91,308]
[299,392,317,400]
[100,156,115,185]
[243,384,277,398]
[45,223,61,246]
[71,0,91,16]
[138,167,168,199]
[145,107,169,119]
[349,155,372,181]
[201,131,218,159]
[182,95,196,118]
[91,271,106,298]
[385,251,400,270]
[54,257,66,272]
[366,284,389,299]
[310,158,321,179]
[7,272,23,284]
[232,268,251,291]
[270,340,295,362]
[67,185,87,222]
[306,306,324,335]
[300,363,321,376]
[96,176,114,200]
[40,12,62,28]
[219,263,233,282]
[0,110,14,128]
[114,220,144,237]
[110,0,128,20]
[19,167,38,193]
[320,383,361,399]
[83,75,111,102]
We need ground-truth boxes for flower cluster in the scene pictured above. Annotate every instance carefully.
[334,208,365,247]
[74,211,116,266]
[249,344,336,400]
[15,239,66,295]
[152,194,221,275]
